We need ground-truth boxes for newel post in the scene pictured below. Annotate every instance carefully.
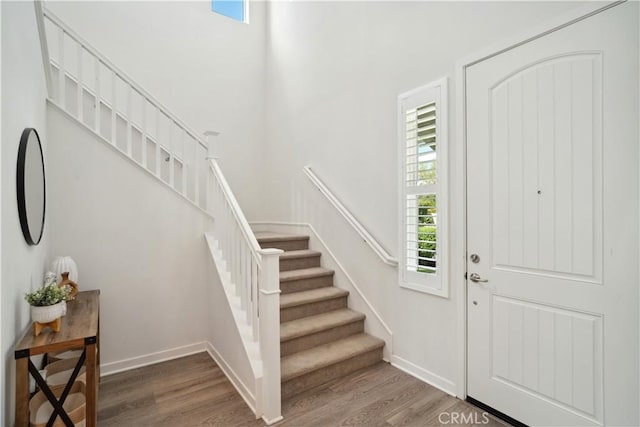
[203,130,219,213]
[258,248,284,424]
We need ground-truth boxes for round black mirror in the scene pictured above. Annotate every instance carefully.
[17,128,46,245]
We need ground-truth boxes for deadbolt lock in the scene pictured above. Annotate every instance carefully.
[470,253,480,263]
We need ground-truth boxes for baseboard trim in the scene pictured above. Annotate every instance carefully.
[100,342,207,377]
[391,355,456,396]
[204,341,258,417]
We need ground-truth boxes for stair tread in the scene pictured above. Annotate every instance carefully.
[281,308,365,342]
[255,232,309,243]
[280,267,334,282]
[280,287,349,309]
[281,333,384,382]
[280,249,321,260]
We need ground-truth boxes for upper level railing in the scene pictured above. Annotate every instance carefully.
[304,166,399,267]
[40,8,212,215]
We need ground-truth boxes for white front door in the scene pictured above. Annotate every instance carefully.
[466,3,638,426]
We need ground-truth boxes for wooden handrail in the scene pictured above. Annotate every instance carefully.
[303,166,398,267]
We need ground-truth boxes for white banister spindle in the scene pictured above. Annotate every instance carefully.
[155,109,161,178]
[126,85,132,155]
[251,257,259,340]
[76,44,83,122]
[240,247,253,326]
[111,72,116,145]
[94,58,100,133]
[194,143,200,207]
[239,236,247,311]
[181,132,187,196]
[169,124,175,188]
[258,248,284,424]
[58,28,65,106]
[141,98,147,167]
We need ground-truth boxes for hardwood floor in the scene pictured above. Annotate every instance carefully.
[98,352,508,426]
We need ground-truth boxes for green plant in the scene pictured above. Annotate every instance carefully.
[25,284,67,307]
[418,225,437,271]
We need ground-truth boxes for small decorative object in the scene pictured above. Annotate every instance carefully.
[25,275,69,336]
[58,272,78,301]
[52,256,78,283]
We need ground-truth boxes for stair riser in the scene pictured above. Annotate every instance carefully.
[281,297,348,323]
[259,239,309,252]
[281,320,364,357]
[280,255,321,272]
[281,275,334,294]
[282,348,383,398]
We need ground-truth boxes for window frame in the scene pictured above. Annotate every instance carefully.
[398,77,449,297]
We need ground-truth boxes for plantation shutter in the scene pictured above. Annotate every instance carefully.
[399,79,447,295]
[405,101,438,277]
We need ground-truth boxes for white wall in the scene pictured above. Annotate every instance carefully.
[47,105,215,374]
[264,1,589,393]
[45,0,267,220]
[1,2,50,425]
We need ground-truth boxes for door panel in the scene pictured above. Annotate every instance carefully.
[490,53,602,280]
[466,3,638,426]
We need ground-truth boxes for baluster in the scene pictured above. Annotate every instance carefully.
[224,209,230,266]
[194,140,200,207]
[126,85,132,156]
[168,124,175,188]
[251,256,259,341]
[76,44,83,122]
[94,58,100,133]
[244,245,251,323]
[239,232,247,309]
[111,72,116,145]
[182,132,188,196]
[234,227,241,297]
[155,109,161,178]
[141,98,147,168]
[58,28,65,107]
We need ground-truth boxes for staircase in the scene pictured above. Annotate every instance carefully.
[36,6,387,421]
[255,232,385,398]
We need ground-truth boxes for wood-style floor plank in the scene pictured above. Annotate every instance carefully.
[98,352,508,426]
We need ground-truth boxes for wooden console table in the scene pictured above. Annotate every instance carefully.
[14,290,100,427]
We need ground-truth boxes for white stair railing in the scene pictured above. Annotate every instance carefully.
[41,9,211,215]
[209,155,283,424]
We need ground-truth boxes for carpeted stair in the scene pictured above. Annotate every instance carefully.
[256,232,385,398]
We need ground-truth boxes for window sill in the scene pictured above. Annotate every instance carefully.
[399,281,449,298]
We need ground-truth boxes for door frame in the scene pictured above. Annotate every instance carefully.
[452,0,625,400]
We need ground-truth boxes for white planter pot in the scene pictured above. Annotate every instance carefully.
[31,301,65,324]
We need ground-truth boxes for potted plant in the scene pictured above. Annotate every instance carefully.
[25,272,68,329]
